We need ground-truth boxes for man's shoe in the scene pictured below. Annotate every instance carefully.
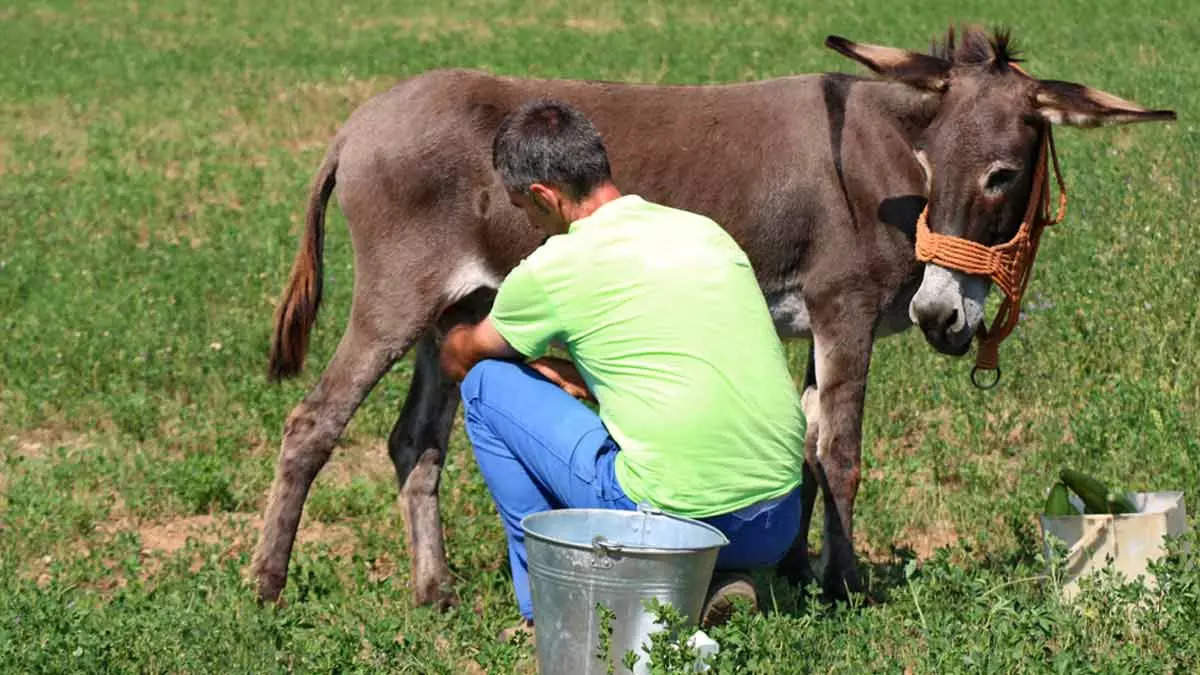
[498,618,535,644]
[700,572,758,628]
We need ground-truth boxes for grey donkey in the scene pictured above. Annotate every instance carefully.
[252,28,1174,607]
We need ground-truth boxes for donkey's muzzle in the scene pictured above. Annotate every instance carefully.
[912,128,1066,379]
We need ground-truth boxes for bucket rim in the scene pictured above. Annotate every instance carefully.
[521,508,730,554]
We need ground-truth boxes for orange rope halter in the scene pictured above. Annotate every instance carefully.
[914,127,1068,387]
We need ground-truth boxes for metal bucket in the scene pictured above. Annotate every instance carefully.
[522,505,729,675]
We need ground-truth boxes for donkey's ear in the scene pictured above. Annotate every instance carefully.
[1034,80,1176,127]
[826,35,951,92]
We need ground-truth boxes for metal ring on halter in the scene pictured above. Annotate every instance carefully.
[970,366,1001,390]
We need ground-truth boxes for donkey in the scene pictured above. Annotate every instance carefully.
[252,28,1174,607]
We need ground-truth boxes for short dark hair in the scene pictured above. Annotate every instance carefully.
[492,99,612,200]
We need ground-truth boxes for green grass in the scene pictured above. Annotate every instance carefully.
[2,0,1198,671]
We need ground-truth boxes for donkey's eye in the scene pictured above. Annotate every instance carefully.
[984,167,1019,193]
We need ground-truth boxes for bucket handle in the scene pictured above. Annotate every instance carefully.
[1064,517,1113,578]
[637,502,664,516]
[591,536,618,569]
[589,503,679,565]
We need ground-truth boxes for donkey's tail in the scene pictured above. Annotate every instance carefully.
[268,146,339,381]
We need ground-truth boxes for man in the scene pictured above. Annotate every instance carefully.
[440,99,806,638]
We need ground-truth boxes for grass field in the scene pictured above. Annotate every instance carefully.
[2,0,1198,671]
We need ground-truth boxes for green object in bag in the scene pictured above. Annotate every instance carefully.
[1044,482,1079,516]
[1060,469,1112,514]
[1106,490,1138,515]
[1059,469,1139,515]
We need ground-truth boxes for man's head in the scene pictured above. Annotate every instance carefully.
[493,99,616,234]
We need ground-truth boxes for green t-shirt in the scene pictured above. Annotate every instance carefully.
[489,195,805,517]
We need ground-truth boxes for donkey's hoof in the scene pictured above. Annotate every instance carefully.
[253,570,287,606]
[820,568,864,603]
[413,578,459,611]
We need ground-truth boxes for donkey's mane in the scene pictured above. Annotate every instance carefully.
[931,26,1023,68]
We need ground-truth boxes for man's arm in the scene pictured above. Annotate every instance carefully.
[440,319,595,401]
[440,318,522,381]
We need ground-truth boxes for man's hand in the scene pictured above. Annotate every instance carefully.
[529,357,595,402]
[440,318,521,381]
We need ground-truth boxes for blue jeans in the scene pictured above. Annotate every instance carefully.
[461,359,801,620]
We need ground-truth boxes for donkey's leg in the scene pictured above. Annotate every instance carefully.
[253,322,401,603]
[387,290,494,608]
[809,309,875,600]
[387,334,461,609]
[776,345,820,585]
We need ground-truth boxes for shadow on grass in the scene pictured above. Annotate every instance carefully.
[760,530,1047,618]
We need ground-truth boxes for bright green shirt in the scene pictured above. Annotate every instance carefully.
[489,195,805,517]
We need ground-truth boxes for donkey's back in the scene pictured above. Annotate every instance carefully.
[323,67,930,312]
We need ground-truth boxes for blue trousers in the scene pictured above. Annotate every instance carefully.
[461,359,801,620]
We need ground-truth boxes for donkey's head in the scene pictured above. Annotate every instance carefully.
[829,28,1174,356]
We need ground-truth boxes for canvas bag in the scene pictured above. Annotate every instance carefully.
[1040,492,1188,600]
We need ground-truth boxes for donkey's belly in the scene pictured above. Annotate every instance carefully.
[767,291,813,339]
[767,286,917,342]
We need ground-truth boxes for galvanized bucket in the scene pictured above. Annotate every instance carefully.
[522,505,728,675]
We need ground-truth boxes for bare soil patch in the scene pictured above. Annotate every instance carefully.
[109,512,357,559]
[899,519,961,559]
[563,16,624,34]
[6,426,94,461]
[345,15,504,42]
[23,511,362,592]
[857,517,962,564]
[210,76,393,161]
[2,98,91,175]
[322,436,397,488]
[872,405,956,460]
[342,13,621,41]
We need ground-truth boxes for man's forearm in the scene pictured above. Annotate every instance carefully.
[439,318,523,382]
[438,319,593,403]
[439,324,476,382]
